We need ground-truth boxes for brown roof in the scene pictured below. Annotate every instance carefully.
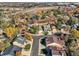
[39,34,66,55]
[46,35,65,55]
[35,19,55,24]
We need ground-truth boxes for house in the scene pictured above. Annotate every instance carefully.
[1,45,22,56]
[0,28,8,41]
[52,26,58,34]
[15,50,21,56]
[61,24,69,34]
[0,28,3,35]
[0,35,8,41]
[45,35,65,55]
[13,35,27,48]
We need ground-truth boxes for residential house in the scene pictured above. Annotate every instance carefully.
[52,26,58,34]
[46,35,65,56]
[13,35,27,48]
[0,29,8,42]
[1,45,22,56]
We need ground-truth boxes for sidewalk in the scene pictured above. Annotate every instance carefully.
[38,37,45,56]
[21,39,33,56]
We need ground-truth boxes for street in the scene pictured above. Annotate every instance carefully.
[30,35,43,56]
[30,35,55,56]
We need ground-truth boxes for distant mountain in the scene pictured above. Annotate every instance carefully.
[0,2,78,7]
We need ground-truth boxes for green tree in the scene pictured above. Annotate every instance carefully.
[65,34,78,56]
[43,31,48,35]
[55,21,62,30]
[41,12,49,19]
[29,25,38,34]
[24,44,31,51]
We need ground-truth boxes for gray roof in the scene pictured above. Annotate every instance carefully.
[0,36,26,56]
[0,35,7,41]
[1,45,22,56]
[15,36,26,44]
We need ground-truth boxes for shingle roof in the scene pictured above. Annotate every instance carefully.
[15,36,26,44]
[0,35,7,41]
[1,45,22,56]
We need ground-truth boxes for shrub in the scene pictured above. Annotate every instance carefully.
[43,31,48,35]
[24,44,31,51]
[25,33,32,41]
[29,25,38,34]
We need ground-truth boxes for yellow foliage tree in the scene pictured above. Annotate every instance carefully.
[4,26,18,38]
[70,29,79,38]
[25,33,32,41]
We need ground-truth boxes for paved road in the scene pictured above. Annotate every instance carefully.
[30,35,56,56]
[15,7,58,15]
[30,35,43,56]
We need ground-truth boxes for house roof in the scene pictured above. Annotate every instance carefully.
[15,36,26,44]
[1,45,22,56]
[0,35,7,41]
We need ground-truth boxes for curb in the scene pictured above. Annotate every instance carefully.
[38,38,41,55]
[29,39,33,56]
[21,39,33,56]
[38,37,45,56]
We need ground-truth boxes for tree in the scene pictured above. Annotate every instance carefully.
[66,17,78,26]
[24,44,31,51]
[43,31,48,35]
[70,29,79,38]
[40,37,47,46]
[4,42,11,49]
[0,42,6,51]
[41,12,49,19]
[25,33,32,41]
[29,25,38,34]
[32,15,39,20]
[55,21,62,30]
[0,20,4,28]
[65,34,78,56]
[0,41,11,51]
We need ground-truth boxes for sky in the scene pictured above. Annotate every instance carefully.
[0,0,79,2]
